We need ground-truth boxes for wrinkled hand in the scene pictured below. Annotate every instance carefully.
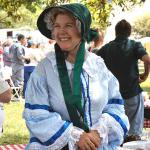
[76,130,101,150]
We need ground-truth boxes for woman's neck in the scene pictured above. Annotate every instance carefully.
[67,53,76,64]
[66,42,81,63]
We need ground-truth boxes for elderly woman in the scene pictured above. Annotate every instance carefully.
[23,3,129,150]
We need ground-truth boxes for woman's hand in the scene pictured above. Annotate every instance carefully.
[76,130,101,150]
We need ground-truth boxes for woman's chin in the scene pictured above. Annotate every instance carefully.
[60,47,70,51]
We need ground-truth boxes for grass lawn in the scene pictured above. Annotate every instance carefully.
[0,77,149,145]
[0,101,29,145]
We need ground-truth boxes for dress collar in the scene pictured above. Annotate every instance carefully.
[46,50,98,78]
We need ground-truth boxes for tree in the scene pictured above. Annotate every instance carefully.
[133,12,150,37]
[81,0,144,30]
[0,6,40,29]
[0,0,144,30]
[0,0,37,28]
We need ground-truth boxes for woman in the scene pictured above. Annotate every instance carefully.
[23,3,129,150]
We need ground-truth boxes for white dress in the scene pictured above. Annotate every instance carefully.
[23,49,129,150]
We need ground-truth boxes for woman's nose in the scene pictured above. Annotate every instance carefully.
[58,27,67,35]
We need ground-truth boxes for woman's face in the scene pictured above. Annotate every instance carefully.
[52,13,81,52]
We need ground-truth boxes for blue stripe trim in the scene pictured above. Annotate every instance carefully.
[80,77,88,124]
[81,72,92,126]
[30,121,70,146]
[25,103,53,112]
[107,113,128,137]
[87,75,92,127]
[108,99,124,105]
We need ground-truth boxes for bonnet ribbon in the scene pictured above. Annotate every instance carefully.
[55,41,89,132]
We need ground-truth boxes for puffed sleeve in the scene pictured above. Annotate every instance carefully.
[91,59,129,148]
[23,62,78,150]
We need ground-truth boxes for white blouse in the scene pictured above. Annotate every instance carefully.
[23,50,129,150]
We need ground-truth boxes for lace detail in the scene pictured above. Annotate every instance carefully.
[91,113,125,146]
[68,126,84,150]
[71,126,84,142]
[91,117,109,145]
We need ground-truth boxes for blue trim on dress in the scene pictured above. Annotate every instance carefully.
[107,113,128,136]
[25,103,53,112]
[87,75,92,127]
[80,77,88,124]
[81,71,92,127]
[30,121,70,146]
[108,99,124,105]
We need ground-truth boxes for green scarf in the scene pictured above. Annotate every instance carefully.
[55,41,89,132]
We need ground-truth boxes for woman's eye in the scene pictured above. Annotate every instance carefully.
[53,24,59,28]
[66,24,72,28]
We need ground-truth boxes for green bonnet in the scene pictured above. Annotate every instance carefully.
[37,3,98,42]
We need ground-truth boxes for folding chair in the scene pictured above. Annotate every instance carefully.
[9,78,22,101]
[3,66,22,101]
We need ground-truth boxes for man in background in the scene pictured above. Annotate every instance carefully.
[97,19,150,142]
[10,34,30,87]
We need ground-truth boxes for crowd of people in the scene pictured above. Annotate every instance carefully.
[1,34,54,86]
[0,33,54,137]
[0,2,150,150]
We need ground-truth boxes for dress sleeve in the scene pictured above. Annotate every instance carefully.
[23,62,79,150]
[91,60,129,147]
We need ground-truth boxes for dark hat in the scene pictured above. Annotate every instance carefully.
[37,3,92,40]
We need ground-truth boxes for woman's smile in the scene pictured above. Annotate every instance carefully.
[53,14,81,52]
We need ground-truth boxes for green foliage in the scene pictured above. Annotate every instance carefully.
[0,102,29,145]
[0,6,40,29]
[0,0,37,19]
[0,10,12,28]
[133,12,150,37]
[0,0,42,29]
[81,0,112,30]
[80,0,143,30]
[113,0,142,10]
[0,0,144,30]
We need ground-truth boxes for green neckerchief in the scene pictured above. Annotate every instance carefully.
[55,41,89,132]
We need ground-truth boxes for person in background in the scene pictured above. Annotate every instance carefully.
[0,47,11,135]
[27,36,33,48]
[23,4,129,150]
[0,79,11,136]
[97,19,150,143]
[2,38,13,67]
[10,34,30,87]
